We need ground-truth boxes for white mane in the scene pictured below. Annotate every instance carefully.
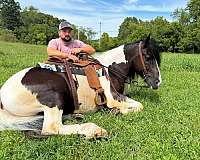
[95,45,126,67]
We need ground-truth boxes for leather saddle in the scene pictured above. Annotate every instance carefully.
[43,54,107,110]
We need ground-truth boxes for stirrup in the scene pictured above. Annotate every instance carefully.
[94,88,107,106]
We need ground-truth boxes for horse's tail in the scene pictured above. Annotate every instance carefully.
[0,109,43,131]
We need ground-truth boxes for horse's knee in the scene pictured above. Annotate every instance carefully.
[120,101,143,114]
[41,106,63,135]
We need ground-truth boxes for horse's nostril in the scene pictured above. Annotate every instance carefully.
[155,79,160,85]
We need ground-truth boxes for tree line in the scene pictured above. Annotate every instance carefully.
[0,0,200,53]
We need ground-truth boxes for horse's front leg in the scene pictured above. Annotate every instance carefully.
[106,94,143,114]
[41,106,108,139]
[100,78,143,114]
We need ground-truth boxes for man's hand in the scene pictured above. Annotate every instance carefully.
[71,48,82,55]
[68,54,79,62]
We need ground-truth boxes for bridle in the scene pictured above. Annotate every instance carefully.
[90,41,149,84]
[138,41,148,81]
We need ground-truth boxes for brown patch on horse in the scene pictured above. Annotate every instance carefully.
[108,62,129,95]
[21,67,75,115]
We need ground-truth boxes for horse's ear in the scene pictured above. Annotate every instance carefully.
[144,34,150,48]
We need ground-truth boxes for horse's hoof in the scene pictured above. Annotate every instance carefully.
[80,123,108,139]
[111,108,121,115]
[62,113,84,122]
[72,113,84,120]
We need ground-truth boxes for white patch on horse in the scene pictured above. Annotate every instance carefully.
[73,75,97,113]
[96,45,126,67]
[155,61,162,86]
[1,67,43,116]
[42,106,63,135]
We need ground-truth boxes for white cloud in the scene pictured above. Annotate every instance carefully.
[127,0,138,4]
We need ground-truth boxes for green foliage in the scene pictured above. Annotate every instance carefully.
[172,8,190,25]
[0,28,17,42]
[118,17,139,43]
[0,0,22,31]
[98,32,119,51]
[187,0,200,22]
[100,32,110,51]
[1,42,200,159]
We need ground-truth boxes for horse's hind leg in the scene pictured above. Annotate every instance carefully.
[41,106,108,139]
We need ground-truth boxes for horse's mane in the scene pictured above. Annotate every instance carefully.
[124,39,161,66]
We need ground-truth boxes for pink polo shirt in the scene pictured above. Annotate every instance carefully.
[48,38,87,55]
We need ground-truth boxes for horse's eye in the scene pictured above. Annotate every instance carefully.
[145,55,151,60]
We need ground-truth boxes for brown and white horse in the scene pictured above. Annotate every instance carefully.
[0,66,143,139]
[0,35,160,139]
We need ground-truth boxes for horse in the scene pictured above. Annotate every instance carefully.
[0,35,160,139]
[96,34,161,97]
[0,58,143,139]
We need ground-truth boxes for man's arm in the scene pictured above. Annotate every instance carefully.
[71,44,95,55]
[47,47,68,58]
[80,44,95,55]
[47,47,79,62]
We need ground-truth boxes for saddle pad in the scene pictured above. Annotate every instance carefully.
[37,62,105,77]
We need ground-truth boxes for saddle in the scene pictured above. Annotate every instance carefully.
[42,54,107,110]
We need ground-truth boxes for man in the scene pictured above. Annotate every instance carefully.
[47,21,95,62]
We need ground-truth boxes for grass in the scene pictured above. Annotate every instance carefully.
[0,41,200,159]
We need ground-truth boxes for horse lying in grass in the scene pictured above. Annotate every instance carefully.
[0,58,143,139]
[0,35,161,139]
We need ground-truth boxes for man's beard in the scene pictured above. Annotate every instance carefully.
[61,36,72,42]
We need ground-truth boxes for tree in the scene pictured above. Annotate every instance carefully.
[179,18,200,53]
[118,17,139,43]
[172,8,190,25]
[150,16,171,52]
[168,22,183,52]
[0,0,22,30]
[187,0,200,22]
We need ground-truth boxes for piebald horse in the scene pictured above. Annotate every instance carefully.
[96,35,161,97]
[0,59,143,139]
[0,35,160,139]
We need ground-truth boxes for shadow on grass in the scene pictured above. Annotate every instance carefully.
[0,50,5,56]
[127,87,160,104]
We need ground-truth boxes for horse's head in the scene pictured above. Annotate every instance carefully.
[124,35,161,89]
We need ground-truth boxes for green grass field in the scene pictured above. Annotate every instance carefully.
[0,41,200,160]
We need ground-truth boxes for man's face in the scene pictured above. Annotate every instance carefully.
[59,28,73,42]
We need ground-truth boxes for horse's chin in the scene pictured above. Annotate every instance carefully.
[152,85,159,90]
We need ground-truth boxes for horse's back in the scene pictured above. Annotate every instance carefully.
[96,45,126,66]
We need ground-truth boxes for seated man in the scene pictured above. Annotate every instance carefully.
[47,21,95,62]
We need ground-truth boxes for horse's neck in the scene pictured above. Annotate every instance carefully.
[96,45,126,67]
[108,62,129,94]
[109,62,129,80]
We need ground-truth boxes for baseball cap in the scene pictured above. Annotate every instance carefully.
[59,21,73,30]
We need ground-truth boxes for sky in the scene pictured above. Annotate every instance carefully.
[16,0,189,38]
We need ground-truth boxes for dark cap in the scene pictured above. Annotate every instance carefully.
[59,21,73,30]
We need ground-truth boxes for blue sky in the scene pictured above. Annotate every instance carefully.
[16,0,189,38]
